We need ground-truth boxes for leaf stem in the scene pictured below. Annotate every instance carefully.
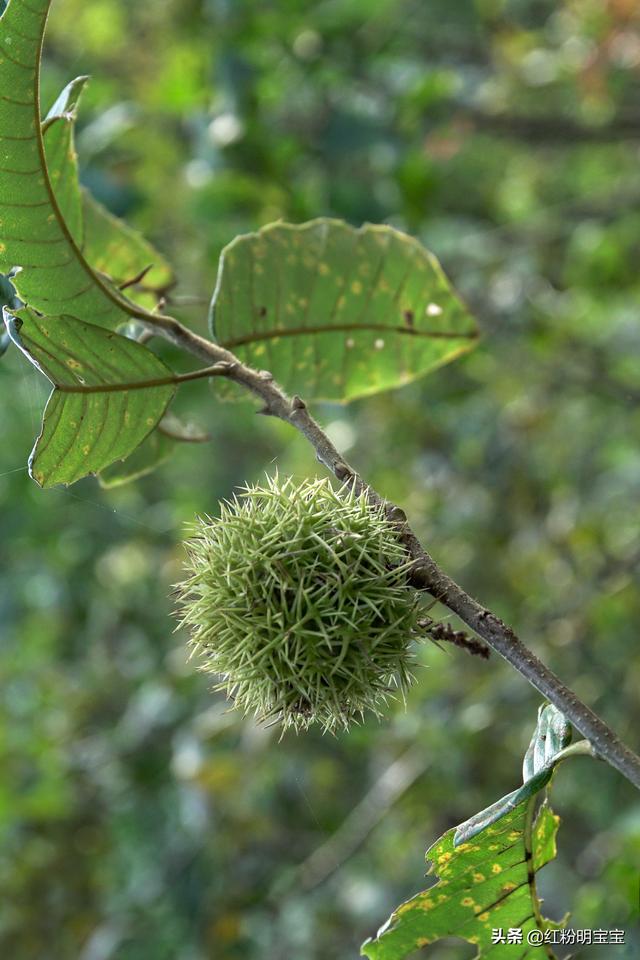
[553,740,598,764]
[523,798,556,958]
[55,362,234,394]
[146,311,640,792]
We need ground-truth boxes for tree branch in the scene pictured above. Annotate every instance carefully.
[147,311,640,792]
[456,105,640,144]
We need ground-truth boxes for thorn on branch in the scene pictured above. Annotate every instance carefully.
[291,395,307,411]
[419,617,490,660]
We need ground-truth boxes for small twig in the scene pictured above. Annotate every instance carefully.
[418,616,490,660]
[143,310,640,793]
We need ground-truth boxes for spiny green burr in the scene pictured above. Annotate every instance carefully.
[176,475,423,733]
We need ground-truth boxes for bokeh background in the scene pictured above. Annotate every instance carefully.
[1,0,640,957]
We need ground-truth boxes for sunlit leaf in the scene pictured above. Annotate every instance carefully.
[42,75,174,310]
[80,192,174,310]
[5,307,175,486]
[210,219,479,402]
[0,0,146,327]
[42,74,88,239]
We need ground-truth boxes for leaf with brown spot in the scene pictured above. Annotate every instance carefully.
[362,706,576,959]
[209,219,479,403]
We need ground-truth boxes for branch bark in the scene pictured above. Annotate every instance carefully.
[147,311,640,792]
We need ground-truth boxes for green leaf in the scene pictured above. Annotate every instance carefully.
[4,307,175,487]
[42,77,175,309]
[41,75,175,310]
[80,191,174,311]
[97,429,174,489]
[522,702,572,784]
[0,0,146,327]
[209,219,479,403]
[0,272,18,356]
[454,704,572,846]
[362,801,564,960]
[361,706,575,960]
[42,74,88,238]
[97,413,210,488]
[0,3,179,488]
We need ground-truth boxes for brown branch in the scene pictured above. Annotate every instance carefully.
[146,310,640,792]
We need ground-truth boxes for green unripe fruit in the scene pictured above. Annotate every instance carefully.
[176,475,422,733]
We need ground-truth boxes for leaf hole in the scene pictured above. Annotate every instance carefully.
[374,338,385,350]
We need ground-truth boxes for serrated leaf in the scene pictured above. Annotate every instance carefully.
[41,75,175,311]
[209,219,479,403]
[42,74,88,238]
[362,800,564,960]
[362,706,574,959]
[80,191,174,310]
[5,307,175,486]
[0,0,146,327]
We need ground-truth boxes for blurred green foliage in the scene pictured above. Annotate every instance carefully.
[1,0,639,957]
